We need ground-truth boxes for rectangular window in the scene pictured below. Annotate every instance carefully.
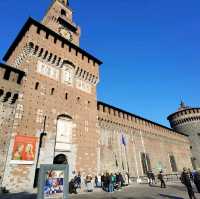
[191,157,197,170]
[141,152,151,175]
[169,155,178,172]
[3,70,11,80]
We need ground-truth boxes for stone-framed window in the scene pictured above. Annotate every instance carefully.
[169,154,177,172]
[140,152,151,175]
[15,104,23,119]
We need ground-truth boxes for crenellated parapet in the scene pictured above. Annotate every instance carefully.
[0,63,25,105]
[168,108,200,128]
[97,101,189,143]
[3,18,101,87]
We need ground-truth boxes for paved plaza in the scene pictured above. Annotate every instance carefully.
[0,182,200,199]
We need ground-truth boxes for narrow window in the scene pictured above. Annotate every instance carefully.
[51,88,55,95]
[169,155,177,172]
[65,93,68,100]
[3,70,11,80]
[35,82,39,90]
[191,157,197,170]
[0,89,4,97]
[77,97,80,102]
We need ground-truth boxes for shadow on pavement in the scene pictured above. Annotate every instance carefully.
[159,193,184,199]
[0,192,36,199]
[167,184,186,192]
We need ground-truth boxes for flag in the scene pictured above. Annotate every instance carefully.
[121,134,127,146]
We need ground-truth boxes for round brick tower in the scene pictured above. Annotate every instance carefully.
[167,101,200,169]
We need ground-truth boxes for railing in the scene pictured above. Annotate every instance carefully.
[130,173,181,183]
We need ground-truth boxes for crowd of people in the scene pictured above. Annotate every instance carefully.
[68,168,200,198]
[69,172,130,194]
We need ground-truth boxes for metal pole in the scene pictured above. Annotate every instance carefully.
[124,145,130,174]
[33,115,47,187]
[131,131,140,181]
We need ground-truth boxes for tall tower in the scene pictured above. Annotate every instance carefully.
[168,102,200,169]
[2,0,102,192]
[42,0,81,46]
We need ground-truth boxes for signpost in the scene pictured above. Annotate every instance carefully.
[37,164,69,199]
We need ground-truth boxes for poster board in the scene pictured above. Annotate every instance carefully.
[10,135,37,165]
[37,164,69,199]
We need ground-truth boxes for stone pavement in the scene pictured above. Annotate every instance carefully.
[0,182,200,199]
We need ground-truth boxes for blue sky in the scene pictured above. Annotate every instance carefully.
[0,0,200,127]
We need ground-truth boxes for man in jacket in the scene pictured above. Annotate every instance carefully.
[158,170,166,188]
[180,168,196,199]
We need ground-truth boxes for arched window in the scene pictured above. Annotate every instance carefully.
[53,154,68,164]
[61,61,75,85]
[61,9,66,16]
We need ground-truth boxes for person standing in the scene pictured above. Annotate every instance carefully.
[101,173,105,189]
[193,168,200,193]
[85,175,93,192]
[188,168,194,182]
[180,168,197,199]
[108,173,114,192]
[158,171,166,188]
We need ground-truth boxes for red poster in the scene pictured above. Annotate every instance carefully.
[11,135,37,164]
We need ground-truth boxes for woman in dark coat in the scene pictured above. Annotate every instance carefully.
[180,168,196,199]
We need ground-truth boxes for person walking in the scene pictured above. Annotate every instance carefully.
[158,170,166,188]
[180,168,197,199]
[147,170,152,186]
[193,168,200,193]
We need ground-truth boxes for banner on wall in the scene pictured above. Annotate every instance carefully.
[10,135,37,165]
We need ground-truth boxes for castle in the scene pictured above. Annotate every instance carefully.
[0,0,196,192]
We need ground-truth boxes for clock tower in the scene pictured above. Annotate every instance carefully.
[43,0,81,45]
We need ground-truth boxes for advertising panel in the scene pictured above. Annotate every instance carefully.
[11,135,37,164]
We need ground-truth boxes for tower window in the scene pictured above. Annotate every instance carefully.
[51,88,55,95]
[61,9,66,16]
[35,82,39,90]
[65,93,68,100]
